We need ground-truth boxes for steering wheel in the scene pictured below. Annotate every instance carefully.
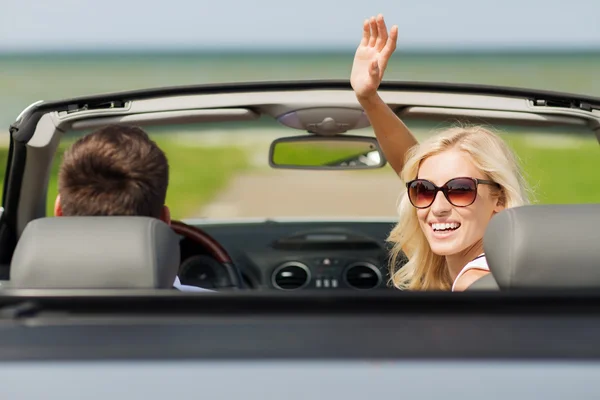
[170,220,243,290]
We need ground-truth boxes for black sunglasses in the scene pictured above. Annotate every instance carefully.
[406,177,501,209]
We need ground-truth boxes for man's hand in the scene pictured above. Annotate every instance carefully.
[350,14,398,102]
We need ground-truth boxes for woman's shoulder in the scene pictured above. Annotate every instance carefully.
[465,254,488,270]
[451,254,490,291]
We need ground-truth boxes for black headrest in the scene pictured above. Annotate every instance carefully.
[10,216,180,289]
[483,204,600,289]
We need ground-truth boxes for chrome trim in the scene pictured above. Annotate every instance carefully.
[271,261,311,291]
[343,262,383,290]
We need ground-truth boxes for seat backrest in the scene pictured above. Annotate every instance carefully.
[466,273,500,291]
[10,216,180,289]
[483,204,600,290]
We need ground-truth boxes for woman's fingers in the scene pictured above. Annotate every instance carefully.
[368,16,378,47]
[375,14,388,51]
[380,24,398,62]
[360,19,371,47]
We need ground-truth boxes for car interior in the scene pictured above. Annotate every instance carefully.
[2,81,599,292]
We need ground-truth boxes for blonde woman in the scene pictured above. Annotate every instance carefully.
[351,15,530,291]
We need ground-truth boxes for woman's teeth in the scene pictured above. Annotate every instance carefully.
[432,222,460,232]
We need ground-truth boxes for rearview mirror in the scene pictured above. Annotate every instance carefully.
[269,135,387,170]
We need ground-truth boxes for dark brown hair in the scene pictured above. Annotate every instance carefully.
[58,124,169,218]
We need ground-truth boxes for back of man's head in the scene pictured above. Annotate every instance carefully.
[57,124,169,219]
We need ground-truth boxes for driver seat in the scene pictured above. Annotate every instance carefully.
[9,216,180,289]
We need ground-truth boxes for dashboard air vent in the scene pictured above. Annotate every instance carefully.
[272,262,311,290]
[344,262,382,290]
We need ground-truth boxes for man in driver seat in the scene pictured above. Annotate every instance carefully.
[54,124,210,292]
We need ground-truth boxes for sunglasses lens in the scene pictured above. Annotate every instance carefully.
[446,178,477,206]
[408,180,436,208]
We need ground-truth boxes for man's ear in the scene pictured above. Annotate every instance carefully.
[54,194,63,216]
[160,205,171,225]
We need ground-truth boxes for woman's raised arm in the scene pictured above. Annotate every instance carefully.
[350,15,418,176]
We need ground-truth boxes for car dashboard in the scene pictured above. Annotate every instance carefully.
[177,219,403,291]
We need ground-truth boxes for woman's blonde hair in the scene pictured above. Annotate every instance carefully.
[388,125,530,290]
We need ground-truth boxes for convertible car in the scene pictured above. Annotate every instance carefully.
[0,80,599,398]
[1,79,598,291]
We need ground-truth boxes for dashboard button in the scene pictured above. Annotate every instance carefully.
[315,258,341,266]
[323,279,330,288]
[316,279,322,288]
[332,279,338,288]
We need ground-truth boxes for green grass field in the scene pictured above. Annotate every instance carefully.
[501,133,600,203]
[0,132,596,219]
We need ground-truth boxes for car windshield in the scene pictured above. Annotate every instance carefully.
[2,52,599,221]
[44,117,598,221]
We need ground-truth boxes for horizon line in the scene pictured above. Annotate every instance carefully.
[1,44,600,56]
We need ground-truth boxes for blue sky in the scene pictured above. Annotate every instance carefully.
[1,0,599,52]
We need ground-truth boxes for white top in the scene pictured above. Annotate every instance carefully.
[451,254,489,292]
[173,276,214,292]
